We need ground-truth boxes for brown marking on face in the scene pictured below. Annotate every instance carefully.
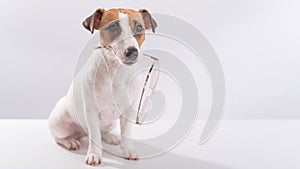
[83,8,157,47]
[98,9,120,27]
[99,9,121,46]
[119,9,157,47]
[128,12,146,47]
[101,8,146,46]
[118,9,151,47]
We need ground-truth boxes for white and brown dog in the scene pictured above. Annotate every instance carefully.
[48,8,157,166]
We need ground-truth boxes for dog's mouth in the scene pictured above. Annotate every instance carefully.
[123,59,138,65]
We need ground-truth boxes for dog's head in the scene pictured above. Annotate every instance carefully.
[83,8,157,65]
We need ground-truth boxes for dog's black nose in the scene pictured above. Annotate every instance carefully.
[124,47,138,61]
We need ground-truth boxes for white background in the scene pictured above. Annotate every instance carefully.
[0,1,300,169]
[0,0,299,119]
[1,119,299,169]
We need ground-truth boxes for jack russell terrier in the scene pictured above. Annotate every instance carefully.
[48,8,157,166]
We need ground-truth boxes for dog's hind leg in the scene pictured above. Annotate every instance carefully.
[48,97,84,150]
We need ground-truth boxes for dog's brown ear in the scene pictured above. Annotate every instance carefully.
[139,9,157,33]
[83,8,105,34]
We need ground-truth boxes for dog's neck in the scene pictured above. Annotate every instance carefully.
[81,48,120,79]
[82,46,139,87]
[100,49,122,77]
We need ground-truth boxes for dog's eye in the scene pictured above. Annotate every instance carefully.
[135,24,143,33]
[108,23,119,32]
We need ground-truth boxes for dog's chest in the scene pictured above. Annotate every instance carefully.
[93,62,141,121]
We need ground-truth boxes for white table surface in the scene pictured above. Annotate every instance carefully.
[0,119,299,169]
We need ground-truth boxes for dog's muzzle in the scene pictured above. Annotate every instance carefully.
[123,47,139,65]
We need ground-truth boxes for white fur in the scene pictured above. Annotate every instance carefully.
[48,12,143,166]
[112,13,140,61]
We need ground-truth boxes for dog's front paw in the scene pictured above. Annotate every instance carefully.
[85,152,102,166]
[122,147,139,160]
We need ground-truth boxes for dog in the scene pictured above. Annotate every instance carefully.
[48,8,157,166]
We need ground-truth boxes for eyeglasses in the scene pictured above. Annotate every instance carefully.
[135,53,160,124]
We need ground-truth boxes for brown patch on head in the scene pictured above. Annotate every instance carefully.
[83,8,157,47]
[117,8,156,47]
[118,8,136,15]
[98,9,120,27]
[99,9,121,46]
[120,8,157,46]
[127,10,146,47]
